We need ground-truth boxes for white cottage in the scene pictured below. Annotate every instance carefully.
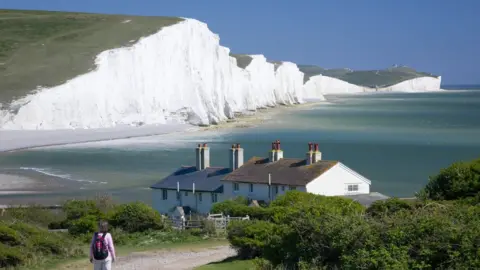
[151,143,229,215]
[222,141,371,202]
[151,141,373,215]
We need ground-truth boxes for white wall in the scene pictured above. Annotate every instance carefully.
[152,188,222,214]
[306,163,370,196]
[222,181,306,202]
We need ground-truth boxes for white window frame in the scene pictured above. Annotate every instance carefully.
[233,183,239,191]
[347,184,359,192]
[162,189,168,200]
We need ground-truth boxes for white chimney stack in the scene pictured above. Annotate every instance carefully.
[195,143,210,170]
[229,144,244,170]
[269,140,283,162]
[312,143,322,163]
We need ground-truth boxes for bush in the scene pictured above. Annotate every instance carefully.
[63,199,103,221]
[227,220,276,259]
[0,205,64,227]
[0,244,24,268]
[366,198,415,217]
[68,215,98,236]
[0,223,21,245]
[211,200,272,220]
[419,158,480,201]
[108,202,166,233]
[201,219,216,236]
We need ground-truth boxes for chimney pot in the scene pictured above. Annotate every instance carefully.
[308,142,313,151]
[315,143,319,152]
[237,144,241,148]
[277,140,281,150]
[203,143,207,147]
[232,144,236,149]
[198,144,201,147]
[271,142,275,150]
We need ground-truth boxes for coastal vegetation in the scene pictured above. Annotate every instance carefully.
[212,157,480,269]
[0,195,218,269]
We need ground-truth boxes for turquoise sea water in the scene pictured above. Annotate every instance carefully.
[1,88,480,204]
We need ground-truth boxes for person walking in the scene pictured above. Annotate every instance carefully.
[90,220,116,270]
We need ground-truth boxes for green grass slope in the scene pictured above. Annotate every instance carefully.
[230,53,253,69]
[0,9,182,104]
[298,65,437,87]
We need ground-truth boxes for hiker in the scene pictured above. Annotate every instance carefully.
[90,220,116,270]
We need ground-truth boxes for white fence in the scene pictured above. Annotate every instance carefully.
[166,213,249,232]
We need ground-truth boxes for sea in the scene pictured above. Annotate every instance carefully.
[1,87,480,205]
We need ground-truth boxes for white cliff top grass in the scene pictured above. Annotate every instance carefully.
[0,9,182,103]
[298,64,438,88]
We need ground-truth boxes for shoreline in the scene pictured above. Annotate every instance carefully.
[0,100,326,153]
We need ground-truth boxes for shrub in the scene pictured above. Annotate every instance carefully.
[201,219,216,236]
[366,198,414,217]
[188,228,204,237]
[419,158,480,201]
[227,220,275,259]
[0,244,24,268]
[0,223,21,245]
[108,202,166,233]
[63,199,103,221]
[211,200,272,220]
[0,205,64,227]
[68,215,98,236]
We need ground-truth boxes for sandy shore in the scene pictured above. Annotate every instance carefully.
[0,169,83,195]
[0,100,326,153]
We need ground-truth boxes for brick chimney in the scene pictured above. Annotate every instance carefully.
[269,140,283,162]
[306,142,314,165]
[195,143,210,170]
[312,143,322,163]
[229,143,244,170]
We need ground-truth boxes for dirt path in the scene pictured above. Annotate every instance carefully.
[60,246,236,270]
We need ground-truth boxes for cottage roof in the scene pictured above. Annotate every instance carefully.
[222,157,338,186]
[150,166,229,193]
[342,192,390,207]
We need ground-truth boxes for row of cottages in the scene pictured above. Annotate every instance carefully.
[150,141,373,215]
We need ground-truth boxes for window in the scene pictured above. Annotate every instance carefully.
[274,185,279,194]
[162,189,168,200]
[348,184,359,192]
[184,191,188,196]
[290,186,296,190]
[211,193,218,203]
[233,183,239,191]
[198,193,203,202]
[249,183,253,193]
[281,186,285,191]
[176,192,180,200]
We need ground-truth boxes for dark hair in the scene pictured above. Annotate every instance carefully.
[98,220,109,233]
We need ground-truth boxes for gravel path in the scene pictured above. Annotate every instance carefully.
[112,245,236,270]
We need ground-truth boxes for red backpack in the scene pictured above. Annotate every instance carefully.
[92,232,109,260]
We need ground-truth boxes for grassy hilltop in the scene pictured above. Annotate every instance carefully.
[298,64,437,88]
[0,9,181,103]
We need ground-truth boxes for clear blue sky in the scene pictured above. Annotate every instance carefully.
[2,0,479,84]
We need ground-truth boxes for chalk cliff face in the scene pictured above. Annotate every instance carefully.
[0,18,441,130]
[302,74,442,98]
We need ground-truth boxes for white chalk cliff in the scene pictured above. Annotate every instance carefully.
[0,18,441,130]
